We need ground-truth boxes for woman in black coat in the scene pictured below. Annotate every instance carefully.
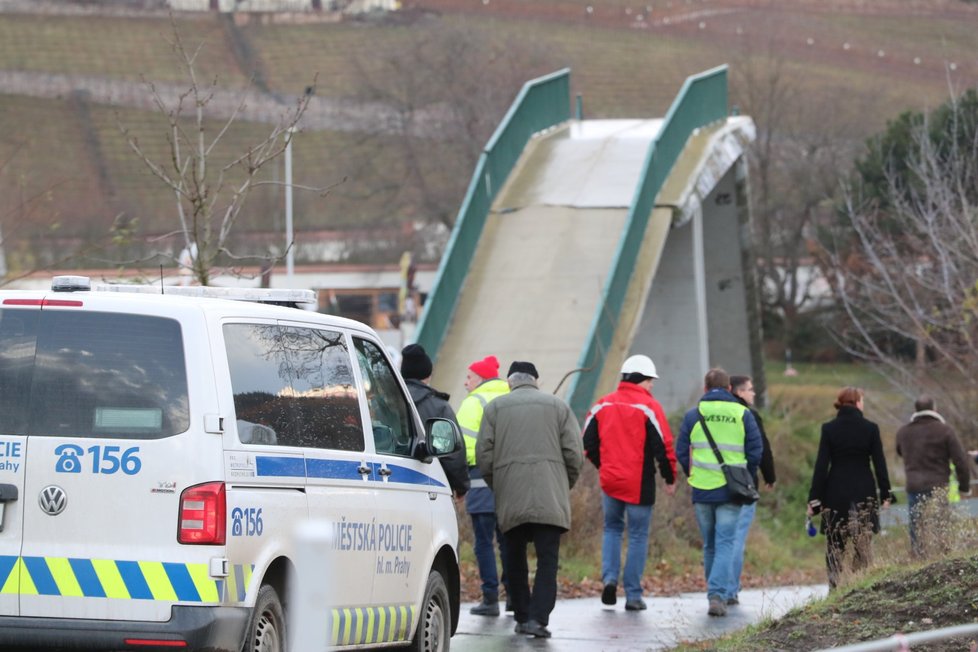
[808,386,893,589]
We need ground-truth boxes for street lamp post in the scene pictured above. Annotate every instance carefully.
[284,127,295,284]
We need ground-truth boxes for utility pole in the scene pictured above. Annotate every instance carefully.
[284,127,295,284]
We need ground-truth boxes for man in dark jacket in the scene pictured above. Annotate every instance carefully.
[583,354,676,612]
[477,361,583,639]
[400,344,468,498]
[728,374,776,606]
[895,395,971,558]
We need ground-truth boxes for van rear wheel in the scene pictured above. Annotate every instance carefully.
[243,585,286,652]
[408,569,451,652]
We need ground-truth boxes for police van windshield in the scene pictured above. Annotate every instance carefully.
[0,308,190,439]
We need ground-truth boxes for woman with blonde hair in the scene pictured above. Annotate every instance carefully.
[808,386,893,588]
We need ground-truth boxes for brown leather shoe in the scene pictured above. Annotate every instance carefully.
[708,595,727,617]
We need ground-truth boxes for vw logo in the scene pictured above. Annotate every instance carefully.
[38,485,67,516]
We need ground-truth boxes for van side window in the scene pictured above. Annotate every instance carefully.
[353,337,416,456]
[224,324,364,451]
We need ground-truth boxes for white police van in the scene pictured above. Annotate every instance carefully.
[0,276,462,652]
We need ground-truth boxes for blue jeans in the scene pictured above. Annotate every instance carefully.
[906,488,949,558]
[601,492,653,601]
[693,502,742,600]
[729,501,756,598]
[471,513,507,599]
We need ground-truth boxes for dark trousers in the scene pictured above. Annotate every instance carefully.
[504,523,563,626]
[824,507,874,589]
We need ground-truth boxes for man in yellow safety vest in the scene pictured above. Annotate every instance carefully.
[457,355,510,616]
[675,367,762,618]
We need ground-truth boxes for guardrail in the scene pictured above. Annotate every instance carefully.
[565,65,730,419]
[817,623,978,651]
[413,68,571,358]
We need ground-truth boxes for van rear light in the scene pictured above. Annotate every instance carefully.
[177,482,226,545]
[123,639,187,648]
[3,298,83,307]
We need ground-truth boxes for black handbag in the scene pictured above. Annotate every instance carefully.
[696,411,759,505]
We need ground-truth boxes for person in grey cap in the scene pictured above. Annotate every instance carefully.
[477,361,583,639]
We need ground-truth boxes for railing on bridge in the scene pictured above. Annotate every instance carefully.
[413,68,571,359]
[566,65,730,419]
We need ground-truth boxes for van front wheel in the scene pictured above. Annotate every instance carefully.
[408,569,451,652]
[243,585,286,652]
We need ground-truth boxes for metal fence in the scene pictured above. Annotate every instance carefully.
[817,623,978,651]
[413,68,571,358]
[565,65,730,419]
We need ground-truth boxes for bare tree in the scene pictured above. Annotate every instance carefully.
[344,18,553,258]
[118,19,321,286]
[819,90,978,434]
[732,32,868,359]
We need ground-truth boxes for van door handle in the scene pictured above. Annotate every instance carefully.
[377,467,392,477]
[357,465,371,476]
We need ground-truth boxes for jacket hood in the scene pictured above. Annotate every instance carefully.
[700,388,738,403]
[910,409,945,424]
[615,380,653,399]
[405,378,449,403]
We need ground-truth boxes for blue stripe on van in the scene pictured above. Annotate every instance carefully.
[255,455,446,488]
[255,456,306,478]
[380,464,446,488]
[163,562,201,602]
[305,459,367,481]
[0,555,16,588]
[68,558,106,598]
[116,560,153,600]
[22,557,58,595]
[234,564,246,602]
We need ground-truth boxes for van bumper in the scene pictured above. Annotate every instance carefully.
[0,605,251,651]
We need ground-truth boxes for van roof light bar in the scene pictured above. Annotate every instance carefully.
[94,281,317,306]
[51,276,93,292]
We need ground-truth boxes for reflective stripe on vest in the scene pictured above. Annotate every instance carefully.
[689,401,748,490]
[457,379,509,467]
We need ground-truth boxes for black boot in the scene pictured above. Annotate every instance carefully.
[470,594,500,617]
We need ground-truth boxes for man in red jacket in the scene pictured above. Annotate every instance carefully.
[583,355,677,611]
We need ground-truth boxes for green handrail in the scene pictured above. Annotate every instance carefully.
[566,65,729,419]
[413,69,571,358]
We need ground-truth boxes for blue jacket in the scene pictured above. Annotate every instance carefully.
[676,388,763,503]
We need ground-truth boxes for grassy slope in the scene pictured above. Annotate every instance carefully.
[676,552,978,651]
[1,5,974,258]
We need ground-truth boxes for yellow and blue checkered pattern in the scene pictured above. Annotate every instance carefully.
[0,555,224,602]
[0,555,415,644]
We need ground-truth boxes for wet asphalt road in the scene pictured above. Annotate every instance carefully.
[452,585,828,652]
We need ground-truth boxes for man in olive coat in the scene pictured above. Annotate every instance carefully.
[476,361,583,639]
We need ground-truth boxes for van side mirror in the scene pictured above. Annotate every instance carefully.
[415,418,462,462]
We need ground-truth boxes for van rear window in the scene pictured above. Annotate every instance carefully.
[0,309,190,439]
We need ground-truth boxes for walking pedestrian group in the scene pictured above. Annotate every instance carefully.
[398,346,971,634]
